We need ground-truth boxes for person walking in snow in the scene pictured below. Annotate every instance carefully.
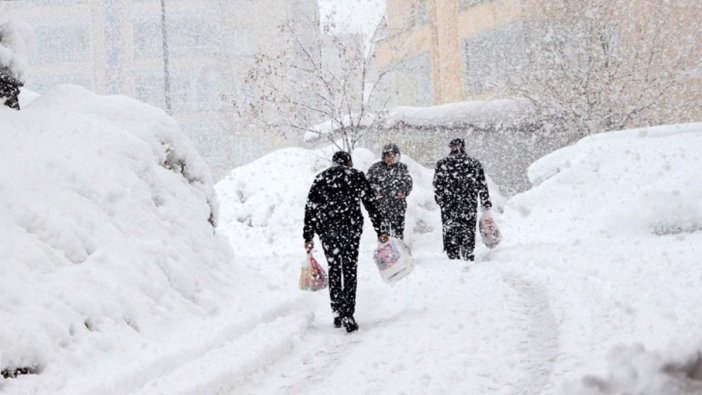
[433,138,492,261]
[366,143,413,240]
[303,151,388,333]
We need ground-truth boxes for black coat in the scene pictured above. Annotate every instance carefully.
[433,152,492,224]
[303,165,384,242]
[366,161,412,218]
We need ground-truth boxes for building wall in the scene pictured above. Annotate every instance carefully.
[376,0,702,121]
[377,0,523,106]
[5,0,319,179]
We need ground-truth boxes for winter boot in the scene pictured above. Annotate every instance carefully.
[333,316,343,328]
[342,316,358,333]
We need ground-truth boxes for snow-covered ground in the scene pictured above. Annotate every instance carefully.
[2,87,701,394]
[213,124,702,394]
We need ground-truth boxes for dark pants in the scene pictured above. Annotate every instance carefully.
[386,212,405,240]
[380,203,406,240]
[441,216,477,261]
[321,231,361,318]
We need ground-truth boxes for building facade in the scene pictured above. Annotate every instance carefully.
[5,0,319,179]
[375,0,702,119]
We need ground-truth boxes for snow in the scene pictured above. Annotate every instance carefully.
[212,123,702,394]
[0,15,33,80]
[304,98,532,143]
[2,84,701,394]
[0,85,247,394]
[385,97,533,129]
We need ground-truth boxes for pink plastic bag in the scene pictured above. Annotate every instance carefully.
[479,212,501,249]
[299,253,328,291]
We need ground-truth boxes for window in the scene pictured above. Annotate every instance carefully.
[459,0,491,10]
[405,0,429,29]
[32,25,90,64]
[463,22,528,96]
[134,66,223,112]
[390,53,433,106]
[133,21,163,58]
[169,18,221,56]
[25,73,93,93]
[229,29,257,57]
[134,18,222,59]
[171,68,223,111]
[134,72,166,107]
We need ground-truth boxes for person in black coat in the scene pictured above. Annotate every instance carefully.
[433,139,492,261]
[366,143,413,239]
[303,151,388,333]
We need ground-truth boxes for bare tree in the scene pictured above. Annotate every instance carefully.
[500,0,701,140]
[239,15,393,152]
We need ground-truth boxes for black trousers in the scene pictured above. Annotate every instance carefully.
[386,213,405,240]
[321,231,361,317]
[441,218,477,261]
[379,204,406,240]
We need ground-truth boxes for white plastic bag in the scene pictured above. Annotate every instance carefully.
[299,253,328,291]
[479,211,501,249]
[373,238,414,285]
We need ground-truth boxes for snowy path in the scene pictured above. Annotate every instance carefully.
[214,253,563,395]
[82,252,564,395]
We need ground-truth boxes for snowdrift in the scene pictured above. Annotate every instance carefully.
[0,85,238,394]
[498,122,702,394]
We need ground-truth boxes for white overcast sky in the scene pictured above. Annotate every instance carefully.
[318,0,386,36]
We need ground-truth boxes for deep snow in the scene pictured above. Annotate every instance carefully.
[214,124,702,394]
[2,86,701,394]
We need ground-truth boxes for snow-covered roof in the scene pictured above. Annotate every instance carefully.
[304,98,534,143]
[384,98,533,129]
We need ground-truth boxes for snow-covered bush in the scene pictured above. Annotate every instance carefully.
[0,85,236,393]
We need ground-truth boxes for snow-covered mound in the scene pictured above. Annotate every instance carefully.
[0,85,239,394]
[497,122,702,393]
[215,146,505,260]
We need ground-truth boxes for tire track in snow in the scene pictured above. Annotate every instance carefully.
[79,294,315,395]
[227,319,364,394]
[501,272,561,394]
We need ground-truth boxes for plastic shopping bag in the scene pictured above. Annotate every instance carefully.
[373,238,414,285]
[479,211,501,249]
[299,253,328,291]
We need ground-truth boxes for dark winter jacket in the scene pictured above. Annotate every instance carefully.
[366,160,413,218]
[303,164,385,242]
[433,152,492,224]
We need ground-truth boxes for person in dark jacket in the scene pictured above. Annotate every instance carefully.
[366,143,413,239]
[303,151,388,333]
[433,138,492,261]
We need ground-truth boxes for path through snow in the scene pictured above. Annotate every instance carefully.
[216,253,563,395]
